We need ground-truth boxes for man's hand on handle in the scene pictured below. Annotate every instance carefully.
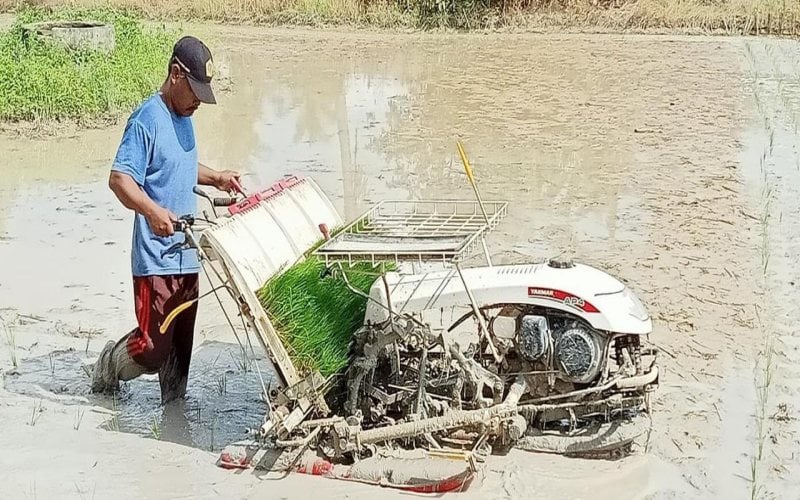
[213,170,242,194]
[109,171,179,238]
[198,162,242,195]
[145,205,178,237]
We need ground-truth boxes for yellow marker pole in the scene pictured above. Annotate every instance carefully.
[456,141,493,266]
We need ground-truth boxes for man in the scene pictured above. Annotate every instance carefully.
[90,35,239,403]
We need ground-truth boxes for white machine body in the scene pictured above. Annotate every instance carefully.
[366,261,652,335]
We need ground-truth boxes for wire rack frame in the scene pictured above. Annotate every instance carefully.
[314,199,508,266]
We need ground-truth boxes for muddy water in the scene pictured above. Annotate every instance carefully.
[736,37,800,496]
[1,27,797,497]
[4,341,272,450]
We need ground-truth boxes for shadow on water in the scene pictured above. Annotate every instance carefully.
[3,341,274,452]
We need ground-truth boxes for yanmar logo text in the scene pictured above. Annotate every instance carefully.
[527,287,600,313]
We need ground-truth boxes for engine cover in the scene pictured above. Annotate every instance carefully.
[517,315,549,361]
[554,326,602,383]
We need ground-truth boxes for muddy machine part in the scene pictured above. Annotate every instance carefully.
[195,174,659,489]
[197,176,341,438]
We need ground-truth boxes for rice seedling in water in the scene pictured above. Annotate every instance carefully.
[257,257,394,377]
[216,372,227,395]
[74,407,85,430]
[1,315,17,369]
[209,414,218,452]
[149,412,161,439]
[29,399,43,426]
[229,348,249,373]
[106,396,121,432]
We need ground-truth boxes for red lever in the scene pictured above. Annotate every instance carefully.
[231,178,246,196]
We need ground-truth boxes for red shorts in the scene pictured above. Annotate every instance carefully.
[125,274,199,372]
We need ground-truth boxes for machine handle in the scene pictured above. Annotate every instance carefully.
[212,197,238,207]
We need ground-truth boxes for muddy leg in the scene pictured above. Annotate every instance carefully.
[158,274,198,404]
[90,332,152,393]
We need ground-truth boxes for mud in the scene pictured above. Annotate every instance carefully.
[4,341,272,451]
[0,25,797,499]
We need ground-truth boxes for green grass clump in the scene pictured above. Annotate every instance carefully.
[0,6,177,122]
[257,257,394,377]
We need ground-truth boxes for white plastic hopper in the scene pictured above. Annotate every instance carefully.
[198,176,343,388]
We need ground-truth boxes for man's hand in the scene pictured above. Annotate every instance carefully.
[198,163,242,194]
[213,169,241,193]
[145,206,178,237]
[109,171,177,238]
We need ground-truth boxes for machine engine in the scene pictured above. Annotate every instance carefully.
[334,300,655,455]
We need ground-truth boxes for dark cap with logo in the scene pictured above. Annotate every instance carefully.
[171,36,216,104]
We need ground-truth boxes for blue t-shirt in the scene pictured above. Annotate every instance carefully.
[111,93,200,277]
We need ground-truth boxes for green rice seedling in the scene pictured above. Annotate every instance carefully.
[209,413,218,451]
[1,316,17,369]
[29,399,43,426]
[107,396,121,432]
[74,407,85,430]
[230,347,250,373]
[149,412,161,439]
[256,257,394,377]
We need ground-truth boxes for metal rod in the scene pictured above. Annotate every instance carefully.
[454,262,502,363]
[415,345,429,417]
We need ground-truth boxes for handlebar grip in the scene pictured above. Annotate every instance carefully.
[212,197,237,207]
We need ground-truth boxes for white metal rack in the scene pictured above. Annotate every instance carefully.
[314,200,508,266]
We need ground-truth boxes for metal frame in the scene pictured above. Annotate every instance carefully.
[314,200,508,266]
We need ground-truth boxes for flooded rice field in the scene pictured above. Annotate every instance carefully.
[1,26,800,499]
[4,341,272,451]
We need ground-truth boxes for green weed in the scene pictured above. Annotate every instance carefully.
[1,315,16,369]
[149,412,161,439]
[29,399,43,426]
[74,407,85,430]
[0,6,177,122]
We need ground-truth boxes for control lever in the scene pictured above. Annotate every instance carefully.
[160,215,198,258]
[193,187,238,217]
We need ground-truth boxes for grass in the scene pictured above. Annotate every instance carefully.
[106,396,121,431]
[5,0,800,32]
[149,412,161,439]
[74,407,85,430]
[29,399,43,426]
[0,2,798,124]
[1,315,17,369]
[747,48,779,498]
[256,257,393,377]
[0,5,177,122]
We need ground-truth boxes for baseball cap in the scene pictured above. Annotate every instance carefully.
[171,36,216,104]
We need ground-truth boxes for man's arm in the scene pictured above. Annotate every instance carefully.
[198,162,221,187]
[198,162,241,192]
[109,171,177,237]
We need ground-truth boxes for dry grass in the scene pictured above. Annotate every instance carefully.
[1,0,412,27]
[3,0,800,32]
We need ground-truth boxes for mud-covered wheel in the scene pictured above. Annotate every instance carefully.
[22,20,116,54]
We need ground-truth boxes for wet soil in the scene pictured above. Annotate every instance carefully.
[4,341,272,451]
[0,25,797,499]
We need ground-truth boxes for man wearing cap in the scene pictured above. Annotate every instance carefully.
[90,36,239,403]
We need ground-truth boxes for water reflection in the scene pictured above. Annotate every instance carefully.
[0,32,655,326]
